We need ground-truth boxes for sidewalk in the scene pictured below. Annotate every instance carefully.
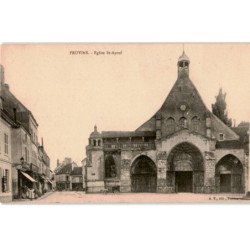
[37,191,54,200]
[11,191,54,203]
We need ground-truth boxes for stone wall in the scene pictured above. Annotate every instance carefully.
[86,149,105,192]
[204,151,216,193]
[156,151,167,193]
[87,149,104,181]
[120,150,157,193]
[120,158,131,192]
[160,130,215,153]
[86,131,248,194]
[0,193,12,203]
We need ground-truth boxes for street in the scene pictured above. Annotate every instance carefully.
[9,191,250,204]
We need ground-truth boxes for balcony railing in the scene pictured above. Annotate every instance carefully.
[103,141,156,150]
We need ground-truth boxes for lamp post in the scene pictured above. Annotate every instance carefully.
[17,157,24,199]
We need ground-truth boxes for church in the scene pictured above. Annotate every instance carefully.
[85,52,249,194]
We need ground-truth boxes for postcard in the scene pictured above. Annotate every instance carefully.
[0,43,249,204]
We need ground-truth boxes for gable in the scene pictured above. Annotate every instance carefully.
[136,65,239,141]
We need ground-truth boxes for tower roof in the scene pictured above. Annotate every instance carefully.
[90,125,101,138]
[178,51,190,62]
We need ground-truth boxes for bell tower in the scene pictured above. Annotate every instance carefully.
[177,51,190,77]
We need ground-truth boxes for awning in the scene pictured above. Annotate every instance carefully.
[21,171,37,183]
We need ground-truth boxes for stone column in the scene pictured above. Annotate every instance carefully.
[120,159,131,193]
[204,151,216,194]
[156,151,168,193]
[166,165,175,193]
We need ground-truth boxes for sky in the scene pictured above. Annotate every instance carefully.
[1,44,250,170]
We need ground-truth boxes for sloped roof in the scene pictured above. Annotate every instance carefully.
[90,125,101,138]
[71,167,82,176]
[216,140,243,149]
[216,123,249,150]
[178,51,190,62]
[55,164,72,175]
[1,83,39,130]
[101,131,156,138]
[0,109,17,126]
[136,54,239,141]
[136,59,210,132]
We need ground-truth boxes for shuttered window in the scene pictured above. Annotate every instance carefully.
[4,133,8,155]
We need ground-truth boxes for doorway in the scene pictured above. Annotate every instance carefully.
[175,171,193,193]
[220,174,231,193]
[131,156,157,193]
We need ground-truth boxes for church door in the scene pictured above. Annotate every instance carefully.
[175,171,193,193]
[131,156,157,193]
[220,174,231,193]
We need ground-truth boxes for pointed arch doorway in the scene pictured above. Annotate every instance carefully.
[131,155,157,193]
[168,142,204,193]
[215,154,243,193]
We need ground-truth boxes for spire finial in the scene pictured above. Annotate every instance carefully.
[94,124,97,132]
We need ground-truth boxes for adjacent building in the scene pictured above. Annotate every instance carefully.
[70,167,84,191]
[85,52,250,194]
[38,142,53,194]
[55,158,84,191]
[0,92,13,202]
[0,65,52,201]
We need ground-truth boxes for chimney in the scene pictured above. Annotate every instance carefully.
[41,137,44,147]
[57,159,60,167]
[233,119,236,127]
[64,158,72,165]
[3,83,10,90]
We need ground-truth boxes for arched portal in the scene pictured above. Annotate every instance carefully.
[131,155,157,193]
[105,155,117,178]
[215,154,243,193]
[168,142,204,193]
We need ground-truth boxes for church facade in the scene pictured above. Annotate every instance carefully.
[85,52,249,194]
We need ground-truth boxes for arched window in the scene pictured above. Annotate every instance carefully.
[93,140,96,146]
[166,117,175,134]
[105,155,117,178]
[179,117,187,129]
[98,140,101,146]
[191,116,199,132]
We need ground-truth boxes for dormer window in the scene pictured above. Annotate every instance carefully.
[219,133,224,141]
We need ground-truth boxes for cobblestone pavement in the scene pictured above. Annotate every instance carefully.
[9,191,250,204]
